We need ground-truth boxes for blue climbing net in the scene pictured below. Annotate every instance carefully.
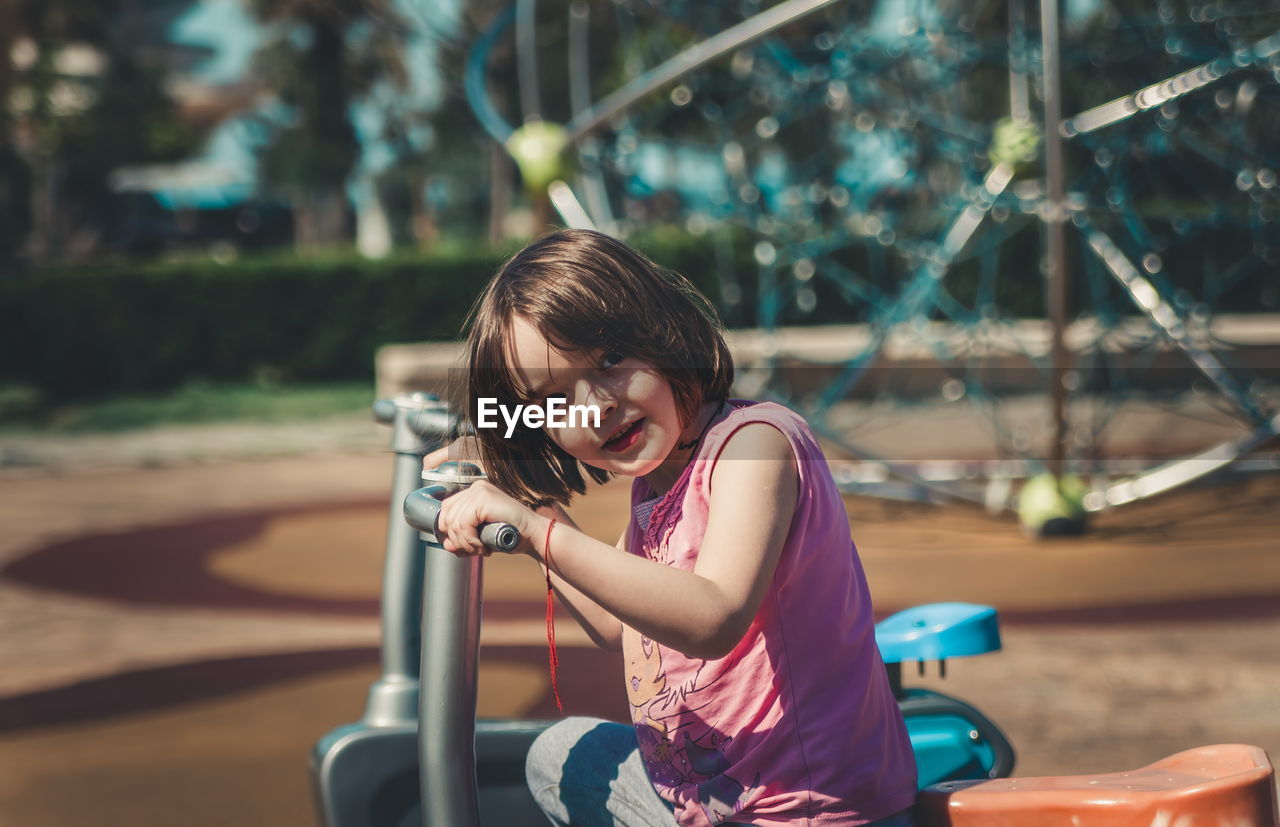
[469,0,1280,509]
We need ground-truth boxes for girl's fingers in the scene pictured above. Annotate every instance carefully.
[423,445,450,470]
[423,437,485,475]
[458,511,484,553]
[435,481,526,556]
[439,495,484,554]
[440,530,474,557]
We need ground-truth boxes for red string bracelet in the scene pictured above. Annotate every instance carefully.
[542,518,563,714]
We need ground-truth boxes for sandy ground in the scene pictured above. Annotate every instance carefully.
[0,418,1277,826]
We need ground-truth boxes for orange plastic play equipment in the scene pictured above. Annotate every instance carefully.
[916,744,1279,827]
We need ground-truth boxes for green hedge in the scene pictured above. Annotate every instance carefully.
[3,225,1138,404]
[0,233,729,403]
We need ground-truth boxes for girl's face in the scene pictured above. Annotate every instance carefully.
[507,316,685,480]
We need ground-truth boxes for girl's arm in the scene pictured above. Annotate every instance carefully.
[438,423,799,659]
[535,502,624,651]
[425,440,623,650]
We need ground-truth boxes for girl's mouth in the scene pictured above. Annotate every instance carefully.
[603,419,644,453]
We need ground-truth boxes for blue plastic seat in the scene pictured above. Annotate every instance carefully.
[875,603,1001,664]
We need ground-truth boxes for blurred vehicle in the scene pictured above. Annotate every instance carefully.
[106,161,292,256]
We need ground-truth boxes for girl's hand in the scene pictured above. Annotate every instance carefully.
[423,436,484,476]
[436,480,546,558]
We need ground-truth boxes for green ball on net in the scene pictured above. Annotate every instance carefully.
[1017,472,1088,537]
[988,117,1042,171]
[505,121,573,194]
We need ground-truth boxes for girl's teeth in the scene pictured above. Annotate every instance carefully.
[606,419,641,449]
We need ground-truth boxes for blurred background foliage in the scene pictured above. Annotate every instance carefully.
[0,0,200,267]
[0,230,729,406]
[1,0,1276,419]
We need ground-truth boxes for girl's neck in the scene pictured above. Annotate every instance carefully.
[643,399,726,495]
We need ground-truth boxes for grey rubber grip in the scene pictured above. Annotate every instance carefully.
[402,488,521,552]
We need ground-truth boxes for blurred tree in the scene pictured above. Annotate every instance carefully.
[0,0,197,268]
[458,1,516,245]
[382,4,509,249]
[250,0,407,252]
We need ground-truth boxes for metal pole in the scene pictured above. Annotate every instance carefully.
[417,467,486,827]
[516,0,542,122]
[361,396,444,726]
[568,0,616,231]
[1040,0,1070,480]
[565,0,847,144]
[418,546,484,827]
[1009,0,1030,125]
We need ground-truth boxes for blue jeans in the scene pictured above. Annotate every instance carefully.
[526,716,915,827]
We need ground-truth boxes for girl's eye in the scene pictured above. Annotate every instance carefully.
[600,351,625,370]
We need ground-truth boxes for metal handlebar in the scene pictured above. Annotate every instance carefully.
[372,394,470,439]
[403,486,522,552]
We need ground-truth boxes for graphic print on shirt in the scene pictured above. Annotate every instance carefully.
[622,624,759,824]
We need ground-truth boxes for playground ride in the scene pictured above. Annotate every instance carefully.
[463,0,1280,535]
[918,744,1278,827]
[310,395,1279,826]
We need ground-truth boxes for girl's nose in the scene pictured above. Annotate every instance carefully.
[574,378,615,419]
[571,377,598,405]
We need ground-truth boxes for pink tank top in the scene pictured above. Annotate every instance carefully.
[623,401,917,826]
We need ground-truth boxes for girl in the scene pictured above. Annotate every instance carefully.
[431,229,917,827]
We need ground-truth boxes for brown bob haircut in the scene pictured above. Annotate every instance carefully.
[463,228,734,507]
